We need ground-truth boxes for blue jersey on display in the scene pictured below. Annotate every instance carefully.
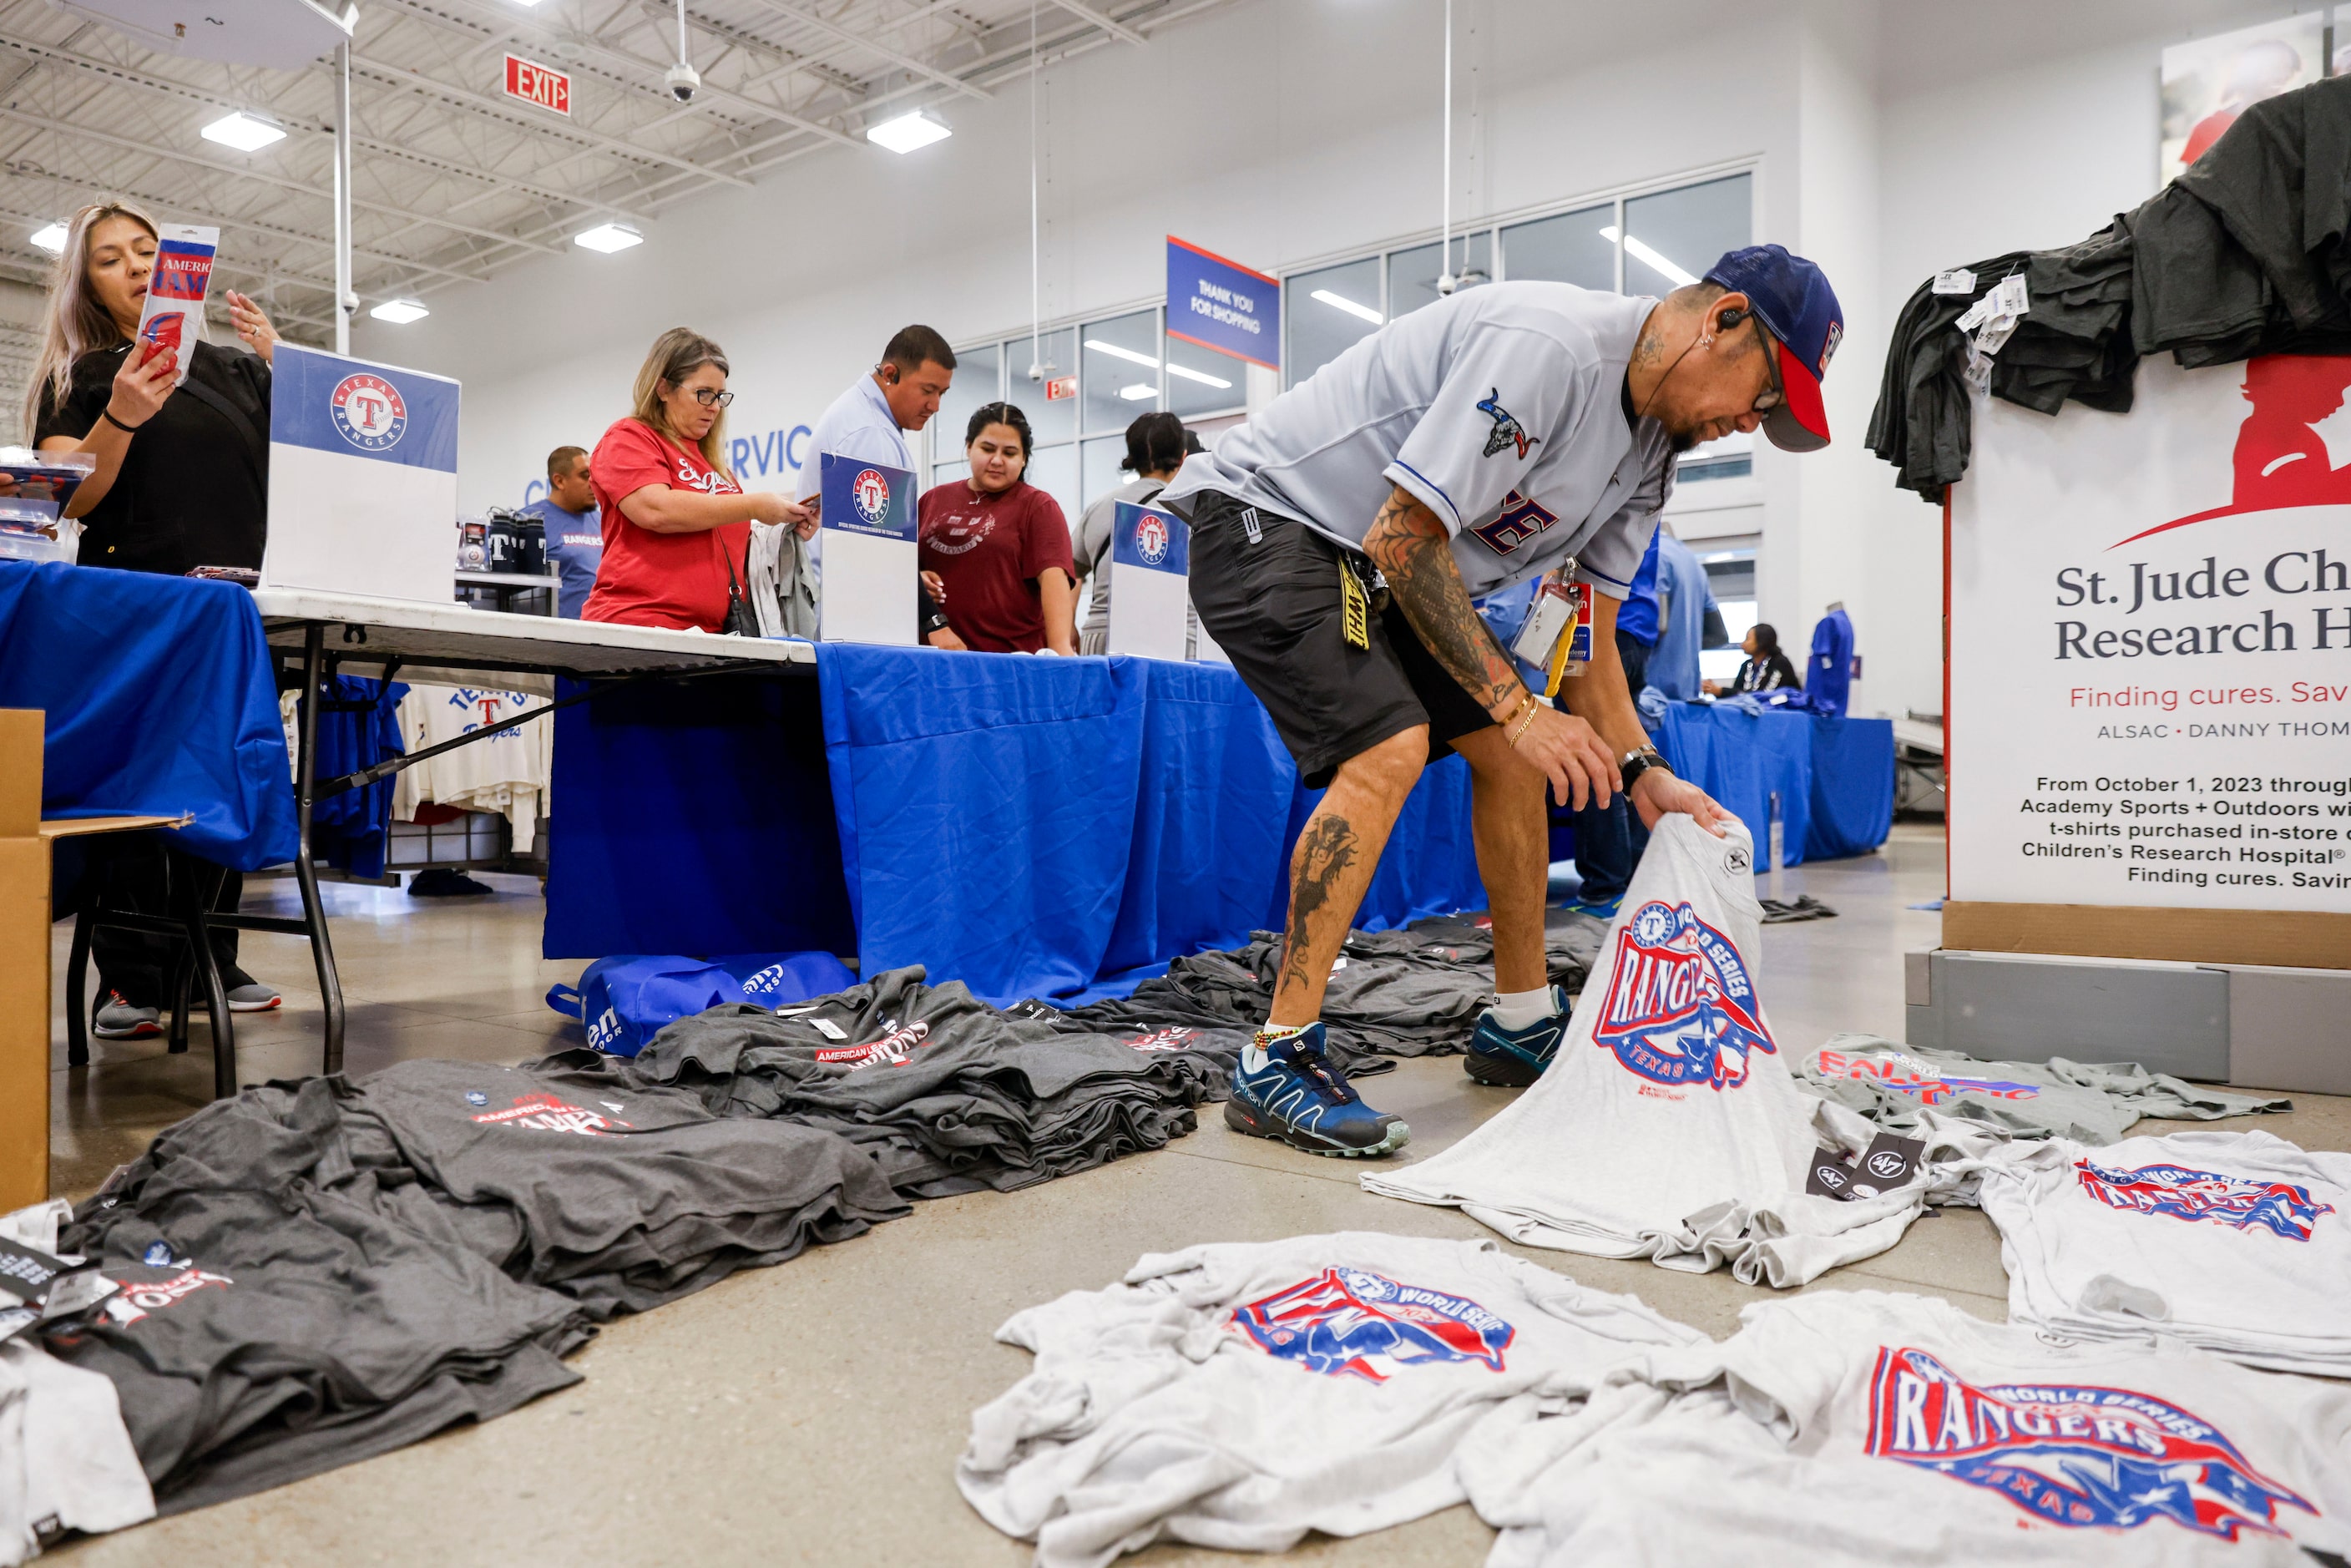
[1809,606,1854,716]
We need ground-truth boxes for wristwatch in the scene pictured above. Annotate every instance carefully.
[1620,746,1671,792]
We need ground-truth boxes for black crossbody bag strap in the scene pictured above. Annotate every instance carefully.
[174,372,269,493]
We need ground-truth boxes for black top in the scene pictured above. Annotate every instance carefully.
[34,339,271,576]
[1729,650,1802,694]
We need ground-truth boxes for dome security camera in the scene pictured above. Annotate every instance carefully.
[665,61,700,103]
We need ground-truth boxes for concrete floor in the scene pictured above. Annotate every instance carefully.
[45,822,2351,1566]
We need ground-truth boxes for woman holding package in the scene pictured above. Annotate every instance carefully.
[24,200,286,1034]
[584,327,813,631]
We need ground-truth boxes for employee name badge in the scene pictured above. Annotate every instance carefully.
[1509,566,1590,696]
[136,225,220,389]
[1105,501,1191,661]
[818,452,918,646]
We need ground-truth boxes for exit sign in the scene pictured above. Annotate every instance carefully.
[504,55,571,116]
[1044,375,1077,402]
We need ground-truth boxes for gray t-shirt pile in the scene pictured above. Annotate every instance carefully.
[618,968,1228,1198]
[50,1080,593,1514]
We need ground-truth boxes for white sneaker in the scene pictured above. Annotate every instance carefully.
[93,993,162,1039]
[226,983,281,1013]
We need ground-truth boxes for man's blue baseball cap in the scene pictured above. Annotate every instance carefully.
[1704,245,1843,453]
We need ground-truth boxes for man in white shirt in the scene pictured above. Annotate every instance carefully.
[800,324,963,647]
[1162,245,1844,1157]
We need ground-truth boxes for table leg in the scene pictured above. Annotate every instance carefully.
[296,625,346,1075]
[178,862,236,1099]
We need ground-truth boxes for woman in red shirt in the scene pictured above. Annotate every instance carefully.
[583,328,810,631]
[917,402,1078,654]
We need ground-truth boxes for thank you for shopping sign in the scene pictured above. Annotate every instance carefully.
[263,343,458,603]
[1107,501,1191,660]
[1949,353,2351,914]
[819,452,916,646]
[1166,236,1278,372]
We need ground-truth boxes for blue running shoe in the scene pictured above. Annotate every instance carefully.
[1463,985,1572,1087]
[1225,1024,1410,1157]
[1567,893,1623,921]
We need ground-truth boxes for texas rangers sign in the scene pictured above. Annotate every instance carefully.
[263,344,458,604]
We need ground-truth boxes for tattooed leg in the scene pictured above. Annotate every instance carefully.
[1269,725,1429,1025]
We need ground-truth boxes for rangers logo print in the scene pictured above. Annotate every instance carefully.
[1134,511,1170,566]
[331,372,408,453]
[1475,388,1539,459]
[472,1092,634,1137]
[1864,1345,2314,1540]
[1231,1267,1514,1383]
[852,467,892,525]
[2074,1160,2336,1242]
[1590,901,1776,1089]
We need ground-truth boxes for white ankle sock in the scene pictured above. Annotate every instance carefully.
[1491,988,1554,1031]
[1246,1020,1312,1071]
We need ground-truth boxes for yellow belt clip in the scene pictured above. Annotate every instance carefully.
[1340,560,1370,650]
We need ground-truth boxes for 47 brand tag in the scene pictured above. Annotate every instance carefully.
[1340,559,1370,650]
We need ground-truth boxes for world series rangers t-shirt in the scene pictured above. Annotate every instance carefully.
[1161,281,1677,599]
[1976,1130,2351,1377]
[957,1232,1702,1568]
[1465,1290,2351,1566]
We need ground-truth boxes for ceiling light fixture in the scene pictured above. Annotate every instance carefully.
[369,299,429,324]
[1119,382,1155,402]
[28,221,67,254]
[1165,362,1232,391]
[1599,225,1699,288]
[1084,338,1159,369]
[1311,288,1383,325]
[574,222,644,253]
[200,111,286,152]
[866,110,950,154]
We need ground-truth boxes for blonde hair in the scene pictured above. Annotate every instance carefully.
[629,327,731,475]
[23,200,158,441]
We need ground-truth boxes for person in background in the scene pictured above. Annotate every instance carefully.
[800,324,962,649]
[1072,412,1197,656]
[584,328,810,632]
[25,199,285,1032]
[1560,528,1664,917]
[1642,525,1724,701]
[523,446,601,619]
[918,403,1078,654]
[1705,622,1802,695]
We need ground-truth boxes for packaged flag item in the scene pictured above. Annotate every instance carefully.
[0,448,95,559]
[1363,815,1930,1286]
[135,225,219,388]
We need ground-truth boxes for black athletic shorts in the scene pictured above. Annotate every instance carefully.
[1174,488,1493,790]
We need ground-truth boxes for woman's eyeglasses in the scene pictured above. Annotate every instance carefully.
[691,387,735,408]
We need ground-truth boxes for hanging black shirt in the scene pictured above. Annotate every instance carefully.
[33,338,270,576]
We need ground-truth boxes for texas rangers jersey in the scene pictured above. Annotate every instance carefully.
[957,1232,1701,1568]
[1162,282,1676,599]
[1977,1130,2351,1377]
[1364,816,1926,1287]
[1464,1290,2351,1566]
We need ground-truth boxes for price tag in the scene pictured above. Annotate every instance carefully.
[1931,268,1977,296]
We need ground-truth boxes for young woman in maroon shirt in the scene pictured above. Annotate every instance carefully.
[917,403,1078,654]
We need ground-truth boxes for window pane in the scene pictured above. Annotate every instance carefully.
[1081,310,1160,434]
[932,458,969,491]
[1679,430,1753,483]
[1500,202,1614,289]
[1003,327,1079,447]
[1623,174,1751,295]
[1283,255,1382,391]
[1024,443,1080,536]
[935,342,1000,463]
[1082,436,1127,506]
[1387,232,1493,319]
[1165,336,1246,420]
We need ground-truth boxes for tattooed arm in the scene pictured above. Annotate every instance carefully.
[1363,484,1616,809]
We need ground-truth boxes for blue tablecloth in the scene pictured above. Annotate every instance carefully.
[546,645,1492,1004]
[1651,701,1893,866]
[0,562,296,869]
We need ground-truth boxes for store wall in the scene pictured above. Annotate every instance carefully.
[362,0,2309,722]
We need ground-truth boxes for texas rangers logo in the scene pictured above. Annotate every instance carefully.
[852,466,892,525]
[1591,901,1776,1089]
[1476,388,1538,459]
[331,372,407,452]
[2074,1160,2335,1242]
[1468,489,1559,556]
[1134,511,1170,565]
[104,1267,233,1326]
[472,1092,633,1136]
[1231,1267,1514,1383]
[1818,319,1843,375]
[1865,1346,2314,1540]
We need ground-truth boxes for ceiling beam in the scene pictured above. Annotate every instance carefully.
[734,0,989,101]
[1048,1,1145,47]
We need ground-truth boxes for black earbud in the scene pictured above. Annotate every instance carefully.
[1717,306,1747,331]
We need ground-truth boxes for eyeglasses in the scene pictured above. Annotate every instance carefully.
[690,387,735,408]
[1751,323,1785,414]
